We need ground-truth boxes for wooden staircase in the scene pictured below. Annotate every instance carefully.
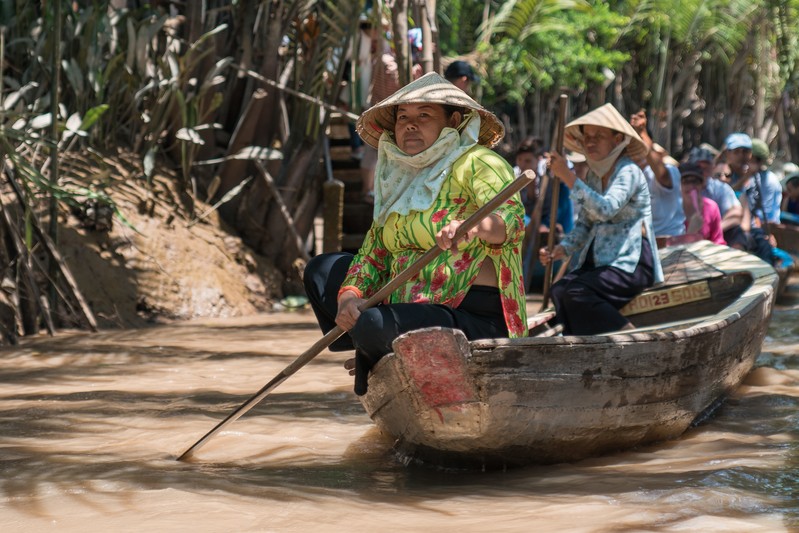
[322,113,372,253]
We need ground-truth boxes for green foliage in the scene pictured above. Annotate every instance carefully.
[267,0,361,183]
[436,0,486,55]
[773,0,799,89]
[618,0,757,62]
[481,0,589,42]
[0,1,127,226]
[134,22,230,189]
[478,1,628,105]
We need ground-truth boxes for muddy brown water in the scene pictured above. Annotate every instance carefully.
[1,296,798,532]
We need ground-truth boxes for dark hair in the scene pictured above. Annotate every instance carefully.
[787,175,799,188]
[678,162,705,181]
[516,136,544,158]
[442,104,466,120]
[681,175,704,187]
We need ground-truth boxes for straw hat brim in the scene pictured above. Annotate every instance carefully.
[355,72,504,149]
[563,103,649,163]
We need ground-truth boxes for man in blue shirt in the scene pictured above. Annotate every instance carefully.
[722,133,777,264]
[742,138,783,225]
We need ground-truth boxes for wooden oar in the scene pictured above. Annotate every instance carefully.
[541,94,569,311]
[176,169,535,461]
[521,172,549,289]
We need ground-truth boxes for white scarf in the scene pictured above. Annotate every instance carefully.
[373,112,481,225]
[586,136,631,178]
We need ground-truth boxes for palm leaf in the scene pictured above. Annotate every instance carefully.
[481,0,589,42]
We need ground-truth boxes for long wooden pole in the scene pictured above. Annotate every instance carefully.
[521,172,549,290]
[541,94,568,311]
[177,170,535,461]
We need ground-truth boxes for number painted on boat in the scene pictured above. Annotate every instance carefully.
[621,281,711,315]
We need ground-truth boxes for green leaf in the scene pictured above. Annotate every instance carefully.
[79,104,109,131]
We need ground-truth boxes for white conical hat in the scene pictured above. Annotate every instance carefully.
[355,72,504,149]
[564,103,649,162]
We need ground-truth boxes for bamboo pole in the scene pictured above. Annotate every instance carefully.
[541,94,568,311]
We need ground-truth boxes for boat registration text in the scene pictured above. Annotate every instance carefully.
[622,281,711,315]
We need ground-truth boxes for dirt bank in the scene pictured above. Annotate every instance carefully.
[55,152,286,329]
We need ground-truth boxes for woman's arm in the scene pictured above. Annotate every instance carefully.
[465,150,526,247]
[436,213,506,253]
[339,224,391,299]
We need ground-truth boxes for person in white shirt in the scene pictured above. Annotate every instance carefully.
[629,110,685,241]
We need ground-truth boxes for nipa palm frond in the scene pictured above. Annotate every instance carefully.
[481,0,588,43]
[293,0,362,139]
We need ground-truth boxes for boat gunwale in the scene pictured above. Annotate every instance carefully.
[475,241,778,349]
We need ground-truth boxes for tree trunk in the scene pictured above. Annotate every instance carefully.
[392,0,411,86]
[419,0,436,74]
[257,139,322,259]
[216,88,269,219]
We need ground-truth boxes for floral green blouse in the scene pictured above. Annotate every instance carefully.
[341,145,528,338]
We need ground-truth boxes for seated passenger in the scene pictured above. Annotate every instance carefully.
[781,171,799,225]
[679,163,725,245]
[743,139,783,225]
[705,160,746,248]
[540,104,663,335]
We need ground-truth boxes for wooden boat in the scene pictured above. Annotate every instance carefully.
[359,241,778,469]
[769,223,799,298]
[771,223,799,255]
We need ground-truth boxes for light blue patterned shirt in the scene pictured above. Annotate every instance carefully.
[560,156,664,283]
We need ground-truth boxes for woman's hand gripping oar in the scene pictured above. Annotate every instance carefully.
[541,94,569,311]
[176,170,535,462]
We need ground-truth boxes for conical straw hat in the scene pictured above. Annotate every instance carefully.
[563,103,648,163]
[356,72,504,149]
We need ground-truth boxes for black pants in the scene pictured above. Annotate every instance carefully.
[304,252,508,394]
[746,227,775,265]
[550,238,655,335]
[725,225,775,265]
[724,225,748,249]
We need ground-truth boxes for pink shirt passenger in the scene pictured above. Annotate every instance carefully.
[690,196,726,245]
[680,162,726,246]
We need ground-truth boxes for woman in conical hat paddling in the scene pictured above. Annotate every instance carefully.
[539,103,664,335]
[304,72,527,395]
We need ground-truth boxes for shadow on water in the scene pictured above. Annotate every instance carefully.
[0,339,350,386]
